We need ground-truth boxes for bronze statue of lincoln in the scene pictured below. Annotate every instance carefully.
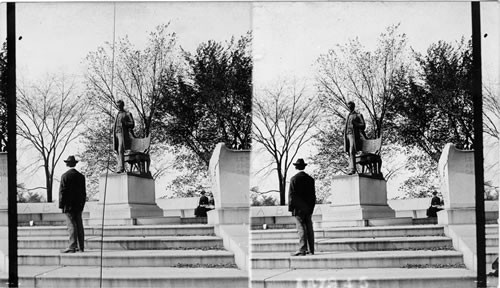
[343,101,366,175]
[113,100,135,173]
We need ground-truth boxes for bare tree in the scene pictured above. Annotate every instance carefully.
[483,85,500,197]
[17,76,89,202]
[85,23,181,136]
[483,85,500,140]
[316,24,409,138]
[253,81,321,205]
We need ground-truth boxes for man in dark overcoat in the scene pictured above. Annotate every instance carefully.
[59,155,86,253]
[113,100,135,173]
[288,158,316,256]
[344,101,366,175]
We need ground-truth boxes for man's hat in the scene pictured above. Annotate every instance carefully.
[63,155,78,164]
[293,158,307,167]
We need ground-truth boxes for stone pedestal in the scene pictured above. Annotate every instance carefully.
[323,174,395,226]
[438,144,476,225]
[207,143,249,225]
[90,172,163,221]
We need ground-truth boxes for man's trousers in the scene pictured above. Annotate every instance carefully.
[295,213,315,254]
[65,210,85,251]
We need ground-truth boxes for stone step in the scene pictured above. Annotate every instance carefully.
[487,277,499,288]
[251,215,322,226]
[18,235,224,250]
[253,220,440,230]
[251,236,453,252]
[412,217,438,225]
[18,212,89,223]
[251,224,296,230]
[181,217,208,224]
[316,217,414,228]
[486,234,498,247]
[18,224,215,237]
[486,246,499,263]
[12,265,248,288]
[251,225,444,240]
[85,216,181,226]
[251,268,477,288]
[485,211,500,223]
[485,224,498,235]
[251,250,464,269]
[19,216,189,227]
[19,220,67,226]
[18,249,236,267]
[486,219,499,224]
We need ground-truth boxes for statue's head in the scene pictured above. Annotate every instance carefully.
[347,101,355,112]
[117,100,125,110]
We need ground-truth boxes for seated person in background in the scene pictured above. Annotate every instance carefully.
[426,191,444,218]
[208,195,215,210]
[195,191,209,217]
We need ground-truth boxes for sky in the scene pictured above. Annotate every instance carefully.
[253,1,499,88]
[10,2,252,80]
[1,2,499,201]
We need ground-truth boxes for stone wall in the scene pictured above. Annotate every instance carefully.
[250,199,498,219]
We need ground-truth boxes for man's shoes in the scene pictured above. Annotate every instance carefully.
[290,251,306,256]
[306,251,315,255]
[347,170,356,175]
[61,248,76,253]
[115,169,125,173]
[76,248,84,253]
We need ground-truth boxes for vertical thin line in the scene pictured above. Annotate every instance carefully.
[471,2,486,287]
[6,3,18,288]
[99,3,117,288]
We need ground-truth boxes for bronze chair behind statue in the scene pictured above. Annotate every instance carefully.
[355,137,382,177]
[124,135,151,175]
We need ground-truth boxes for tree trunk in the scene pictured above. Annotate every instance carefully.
[278,171,286,206]
[279,179,286,206]
[45,165,52,203]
